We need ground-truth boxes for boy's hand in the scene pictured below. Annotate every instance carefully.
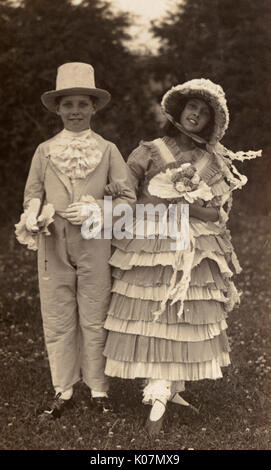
[64,202,98,225]
[25,213,46,232]
[25,213,39,232]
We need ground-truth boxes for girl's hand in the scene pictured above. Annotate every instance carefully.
[189,202,219,222]
[189,201,204,210]
[104,182,123,199]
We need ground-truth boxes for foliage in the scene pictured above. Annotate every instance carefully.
[0,0,155,222]
[1,0,270,219]
[151,0,271,212]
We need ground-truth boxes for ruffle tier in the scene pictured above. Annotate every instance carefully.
[104,353,231,381]
[114,215,222,240]
[104,316,228,342]
[112,280,228,302]
[112,233,231,255]
[112,258,227,290]
[110,247,233,279]
[104,330,230,363]
[108,294,227,325]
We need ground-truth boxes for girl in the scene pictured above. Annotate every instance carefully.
[15,62,136,419]
[103,79,261,435]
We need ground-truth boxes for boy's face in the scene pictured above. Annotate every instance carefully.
[56,95,95,132]
[179,98,211,134]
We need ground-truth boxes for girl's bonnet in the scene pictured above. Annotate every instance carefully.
[161,78,262,193]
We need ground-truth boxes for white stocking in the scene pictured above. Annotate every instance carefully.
[143,379,172,421]
[170,394,190,406]
[149,397,167,421]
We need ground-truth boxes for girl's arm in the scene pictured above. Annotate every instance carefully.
[189,202,219,222]
[126,146,150,193]
[105,144,151,201]
[107,143,137,209]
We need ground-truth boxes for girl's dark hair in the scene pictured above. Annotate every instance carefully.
[161,93,215,143]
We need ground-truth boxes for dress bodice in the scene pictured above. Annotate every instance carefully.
[128,136,220,206]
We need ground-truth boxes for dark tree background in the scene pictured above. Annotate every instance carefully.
[0,0,270,223]
[0,0,155,222]
[150,0,271,213]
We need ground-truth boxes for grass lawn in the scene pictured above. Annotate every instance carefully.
[0,208,270,451]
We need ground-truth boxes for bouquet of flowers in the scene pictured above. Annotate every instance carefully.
[148,162,212,204]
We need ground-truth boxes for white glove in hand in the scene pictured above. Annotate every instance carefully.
[37,214,45,227]
[25,213,39,232]
[64,202,96,225]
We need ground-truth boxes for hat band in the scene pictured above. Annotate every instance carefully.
[165,112,207,146]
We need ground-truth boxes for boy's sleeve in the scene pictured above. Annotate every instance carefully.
[23,145,45,210]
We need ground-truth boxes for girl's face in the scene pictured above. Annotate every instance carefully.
[56,95,95,132]
[179,98,211,134]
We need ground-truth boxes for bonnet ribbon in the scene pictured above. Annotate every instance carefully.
[165,112,262,190]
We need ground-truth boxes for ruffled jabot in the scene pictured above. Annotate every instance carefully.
[48,128,103,179]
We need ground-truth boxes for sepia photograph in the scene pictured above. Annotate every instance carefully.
[0,0,270,458]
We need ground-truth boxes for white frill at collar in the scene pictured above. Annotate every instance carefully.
[48,128,103,180]
[61,128,92,140]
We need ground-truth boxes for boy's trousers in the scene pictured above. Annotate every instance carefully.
[37,215,111,393]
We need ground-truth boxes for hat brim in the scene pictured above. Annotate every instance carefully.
[162,88,229,144]
[41,87,111,113]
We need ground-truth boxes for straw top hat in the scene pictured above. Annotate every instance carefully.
[41,62,111,113]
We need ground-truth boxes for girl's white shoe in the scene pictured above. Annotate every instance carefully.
[145,398,167,437]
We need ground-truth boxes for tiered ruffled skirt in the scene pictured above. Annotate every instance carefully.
[104,216,237,383]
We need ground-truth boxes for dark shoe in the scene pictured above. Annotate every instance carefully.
[145,399,166,437]
[37,392,73,420]
[90,396,114,413]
